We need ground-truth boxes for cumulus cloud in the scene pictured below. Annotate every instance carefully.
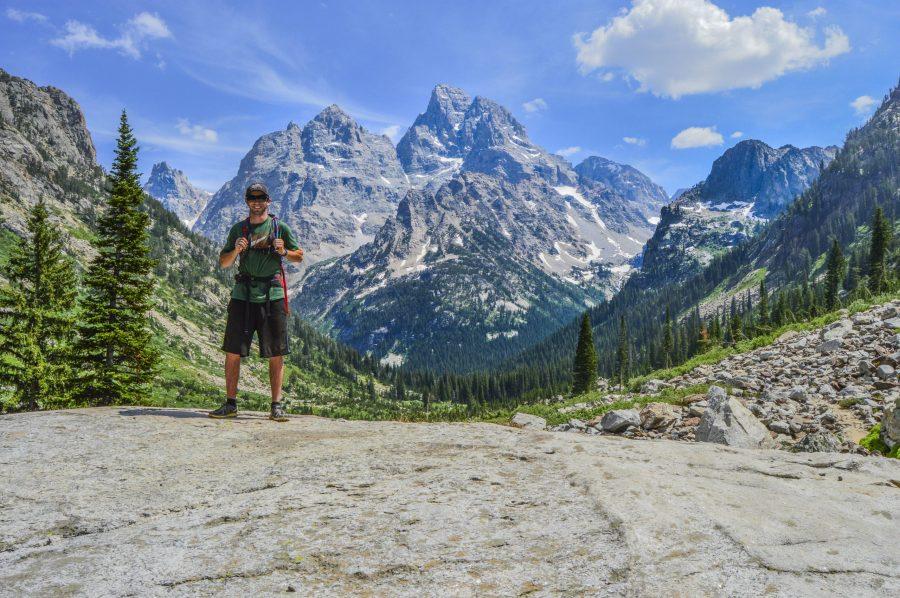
[522,98,548,113]
[381,125,401,141]
[731,131,744,138]
[573,0,850,98]
[51,12,171,59]
[556,146,582,157]
[6,8,47,22]
[623,136,646,146]
[671,126,724,149]
[850,95,877,116]
[176,119,218,143]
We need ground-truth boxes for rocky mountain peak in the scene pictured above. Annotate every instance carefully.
[701,139,838,218]
[143,162,211,227]
[575,156,668,209]
[424,84,471,127]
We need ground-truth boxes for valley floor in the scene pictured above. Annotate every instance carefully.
[1,408,898,596]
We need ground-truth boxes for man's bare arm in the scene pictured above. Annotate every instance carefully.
[219,237,249,268]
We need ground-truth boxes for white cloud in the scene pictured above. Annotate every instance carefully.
[573,0,850,98]
[176,119,218,143]
[671,126,724,149]
[6,8,47,22]
[522,98,548,113]
[807,7,827,18]
[381,125,401,141]
[731,131,743,138]
[555,146,582,157]
[623,136,646,146]
[51,12,172,59]
[600,72,615,82]
[850,95,877,116]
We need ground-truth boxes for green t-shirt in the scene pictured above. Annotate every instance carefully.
[220,216,300,303]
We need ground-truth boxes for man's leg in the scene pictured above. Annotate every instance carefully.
[226,352,242,398]
[269,355,284,402]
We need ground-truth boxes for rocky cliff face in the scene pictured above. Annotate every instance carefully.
[0,67,104,239]
[636,140,837,288]
[194,105,409,266]
[143,162,211,227]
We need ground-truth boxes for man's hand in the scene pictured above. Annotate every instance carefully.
[235,237,249,253]
[273,238,286,255]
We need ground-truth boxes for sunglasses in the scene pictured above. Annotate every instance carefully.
[246,195,269,203]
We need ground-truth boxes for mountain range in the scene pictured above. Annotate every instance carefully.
[636,140,838,289]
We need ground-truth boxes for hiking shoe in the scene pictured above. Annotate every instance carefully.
[270,402,288,422]
[208,400,237,419]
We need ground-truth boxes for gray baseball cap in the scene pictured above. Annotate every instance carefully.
[245,182,269,199]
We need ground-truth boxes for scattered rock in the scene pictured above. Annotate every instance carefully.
[793,431,841,453]
[818,339,843,353]
[510,413,546,430]
[639,402,680,430]
[875,364,896,380]
[696,387,775,449]
[640,379,673,394]
[882,398,900,450]
[599,409,640,433]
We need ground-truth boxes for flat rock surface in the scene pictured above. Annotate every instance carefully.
[1,408,898,597]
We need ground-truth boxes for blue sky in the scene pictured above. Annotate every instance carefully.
[2,0,897,194]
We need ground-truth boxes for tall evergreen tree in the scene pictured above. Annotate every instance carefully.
[572,312,598,394]
[0,200,78,411]
[758,278,769,329]
[661,305,673,368]
[615,315,629,387]
[824,238,845,312]
[867,206,891,295]
[74,111,158,405]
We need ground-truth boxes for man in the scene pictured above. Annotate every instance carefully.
[208,182,303,421]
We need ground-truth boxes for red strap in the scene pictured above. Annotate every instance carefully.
[280,262,290,315]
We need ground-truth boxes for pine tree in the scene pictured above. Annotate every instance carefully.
[74,111,158,405]
[572,312,598,394]
[367,376,377,401]
[662,306,673,368]
[757,279,769,334]
[615,315,629,387]
[0,200,78,411]
[824,238,845,311]
[729,296,742,343]
[867,206,890,295]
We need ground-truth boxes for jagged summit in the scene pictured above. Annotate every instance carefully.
[194,104,408,267]
[143,162,211,227]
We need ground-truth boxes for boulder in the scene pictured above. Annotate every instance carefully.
[640,379,673,394]
[820,319,853,341]
[875,364,895,380]
[640,402,680,430]
[510,412,546,430]
[793,431,841,453]
[818,339,843,354]
[598,409,640,433]
[696,387,775,449]
[881,398,900,449]
[788,387,808,402]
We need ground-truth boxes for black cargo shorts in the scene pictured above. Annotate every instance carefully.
[222,299,290,358]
